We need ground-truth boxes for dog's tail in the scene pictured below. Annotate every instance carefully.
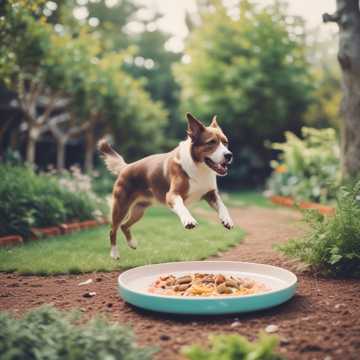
[97,138,127,176]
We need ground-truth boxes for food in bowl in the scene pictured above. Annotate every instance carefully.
[148,273,269,297]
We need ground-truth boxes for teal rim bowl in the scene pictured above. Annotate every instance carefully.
[118,261,297,315]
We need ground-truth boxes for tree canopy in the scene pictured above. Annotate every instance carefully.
[176,0,313,184]
[0,0,167,169]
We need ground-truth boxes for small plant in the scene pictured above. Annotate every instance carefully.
[267,127,340,203]
[182,333,284,360]
[278,180,360,277]
[0,306,156,360]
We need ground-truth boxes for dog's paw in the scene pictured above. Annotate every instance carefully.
[221,217,234,230]
[110,246,120,260]
[182,216,198,229]
[127,239,138,250]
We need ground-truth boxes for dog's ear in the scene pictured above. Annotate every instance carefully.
[186,113,205,141]
[210,115,218,128]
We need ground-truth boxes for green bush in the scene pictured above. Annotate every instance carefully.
[0,165,108,238]
[267,127,340,203]
[0,306,156,360]
[278,181,360,277]
[182,333,283,360]
[91,164,116,196]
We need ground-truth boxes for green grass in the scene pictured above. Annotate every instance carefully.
[223,190,275,208]
[0,206,244,275]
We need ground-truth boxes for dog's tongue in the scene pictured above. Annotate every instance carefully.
[215,162,227,175]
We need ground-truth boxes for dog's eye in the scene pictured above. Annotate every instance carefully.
[206,139,217,145]
[223,141,229,147]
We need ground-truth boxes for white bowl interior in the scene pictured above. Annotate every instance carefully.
[119,261,297,299]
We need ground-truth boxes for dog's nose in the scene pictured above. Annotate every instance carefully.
[224,152,233,163]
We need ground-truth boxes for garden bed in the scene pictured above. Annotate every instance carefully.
[270,195,335,215]
[0,219,108,247]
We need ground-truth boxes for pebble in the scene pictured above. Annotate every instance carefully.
[83,291,96,298]
[231,321,241,328]
[265,324,279,333]
[160,334,171,341]
[324,356,332,360]
[280,337,290,345]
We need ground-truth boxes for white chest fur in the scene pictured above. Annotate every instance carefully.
[179,138,217,205]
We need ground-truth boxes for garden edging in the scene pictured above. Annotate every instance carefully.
[270,195,335,215]
[0,218,109,247]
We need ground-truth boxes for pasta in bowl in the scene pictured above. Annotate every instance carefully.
[149,273,269,297]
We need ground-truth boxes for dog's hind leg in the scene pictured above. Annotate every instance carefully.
[110,193,131,260]
[120,202,149,249]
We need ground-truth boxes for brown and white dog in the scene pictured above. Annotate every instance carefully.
[98,113,234,259]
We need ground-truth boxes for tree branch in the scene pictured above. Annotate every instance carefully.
[322,12,341,23]
[68,120,91,137]
[37,91,65,125]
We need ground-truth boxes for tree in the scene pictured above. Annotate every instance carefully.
[0,1,168,171]
[176,0,313,184]
[57,0,182,147]
[0,2,71,165]
[323,0,360,178]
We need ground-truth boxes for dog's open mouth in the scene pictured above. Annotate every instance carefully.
[205,157,228,176]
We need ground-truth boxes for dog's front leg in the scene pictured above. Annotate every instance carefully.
[167,193,198,229]
[204,190,234,229]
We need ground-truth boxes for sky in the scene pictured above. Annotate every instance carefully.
[138,0,337,52]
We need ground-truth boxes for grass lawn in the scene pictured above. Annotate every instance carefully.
[0,206,244,275]
[222,190,275,208]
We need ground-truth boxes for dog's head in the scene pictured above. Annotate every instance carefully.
[186,112,233,176]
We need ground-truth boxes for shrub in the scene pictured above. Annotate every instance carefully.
[267,127,340,203]
[0,165,108,238]
[182,333,283,360]
[278,180,360,277]
[0,306,156,360]
[91,164,116,196]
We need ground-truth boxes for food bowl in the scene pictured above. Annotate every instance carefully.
[118,261,297,315]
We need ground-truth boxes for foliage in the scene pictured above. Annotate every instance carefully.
[267,127,340,203]
[91,163,115,195]
[278,181,360,277]
[0,165,108,238]
[183,333,283,360]
[0,306,156,360]
[64,0,182,144]
[176,0,313,185]
[0,1,168,167]
[0,206,244,274]
[304,33,341,129]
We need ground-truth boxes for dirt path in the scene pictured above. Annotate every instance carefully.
[1,206,359,360]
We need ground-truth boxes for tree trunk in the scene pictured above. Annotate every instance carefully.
[56,139,66,170]
[84,128,95,173]
[26,127,39,164]
[326,1,360,177]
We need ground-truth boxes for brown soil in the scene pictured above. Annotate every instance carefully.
[1,206,359,360]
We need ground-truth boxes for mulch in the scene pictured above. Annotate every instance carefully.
[0,206,359,360]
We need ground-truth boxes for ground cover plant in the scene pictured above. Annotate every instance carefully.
[279,180,360,277]
[267,127,340,203]
[0,206,244,275]
[182,333,283,360]
[0,165,108,238]
[0,306,155,360]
